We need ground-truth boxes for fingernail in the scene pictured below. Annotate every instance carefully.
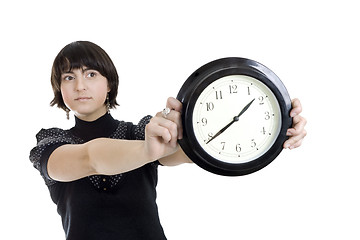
[284,143,290,149]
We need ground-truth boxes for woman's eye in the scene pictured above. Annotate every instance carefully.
[87,71,97,78]
[63,76,74,81]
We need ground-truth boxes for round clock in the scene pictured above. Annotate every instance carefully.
[177,57,292,176]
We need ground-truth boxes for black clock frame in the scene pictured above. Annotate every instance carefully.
[177,57,292,176]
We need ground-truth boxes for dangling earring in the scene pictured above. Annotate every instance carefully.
[65,108,70,120]
[106,93,110,114]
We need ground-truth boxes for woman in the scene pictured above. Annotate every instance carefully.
[30,41,306,239]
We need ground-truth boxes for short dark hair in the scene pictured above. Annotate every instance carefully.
[50,41,119,111]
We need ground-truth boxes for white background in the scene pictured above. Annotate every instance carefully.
[1,0,359,239]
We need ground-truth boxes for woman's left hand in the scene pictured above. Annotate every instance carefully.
[283,98,307,149]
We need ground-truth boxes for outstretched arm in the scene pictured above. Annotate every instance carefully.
[47,97,187,182]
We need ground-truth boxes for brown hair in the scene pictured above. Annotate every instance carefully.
[50,41,119,111]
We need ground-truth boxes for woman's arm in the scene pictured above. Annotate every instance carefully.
[47,97,186,182]
[48,139,153,182]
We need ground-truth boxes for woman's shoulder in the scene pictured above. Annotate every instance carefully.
[112,115,152,140]
[35,127,74,144]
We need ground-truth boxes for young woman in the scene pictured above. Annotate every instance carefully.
[29,41,307,240]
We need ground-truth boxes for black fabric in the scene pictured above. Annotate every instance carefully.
[30,113,166,240]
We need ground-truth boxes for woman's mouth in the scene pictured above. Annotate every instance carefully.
[75,97,92,101]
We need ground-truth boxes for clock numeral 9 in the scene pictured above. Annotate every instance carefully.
[201,118,208,126]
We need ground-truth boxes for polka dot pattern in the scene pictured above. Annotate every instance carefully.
[29,115,153,190]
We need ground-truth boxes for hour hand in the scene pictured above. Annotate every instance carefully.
[236,98,255,118]
[206,98,255,144]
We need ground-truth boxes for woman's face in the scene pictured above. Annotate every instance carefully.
[60,67,110,121]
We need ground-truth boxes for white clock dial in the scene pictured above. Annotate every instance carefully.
[192,75,282,164]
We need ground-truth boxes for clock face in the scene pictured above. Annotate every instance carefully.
[192,75,281,164]
[177,57,292,176]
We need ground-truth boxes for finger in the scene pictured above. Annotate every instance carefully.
[284,133,305,149]
[287,115,307,136]
[164,110,183,139]
[290,98,302,117]
[284,125,307,149]
[146,120,172,143]
[284,138,303,150]
[166,97,183,113]
[152,114,179,144]
[163,97,184,139]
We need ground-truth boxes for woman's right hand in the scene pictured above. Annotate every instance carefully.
[144,97,184,161]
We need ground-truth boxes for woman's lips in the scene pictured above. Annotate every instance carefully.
[75,97,92,101]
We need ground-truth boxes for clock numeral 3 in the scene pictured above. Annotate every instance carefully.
[265,111,271,120]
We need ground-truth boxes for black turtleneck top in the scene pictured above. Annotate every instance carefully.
[29,114,167,240]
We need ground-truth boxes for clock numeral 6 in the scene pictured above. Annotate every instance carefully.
[236,144,241,152]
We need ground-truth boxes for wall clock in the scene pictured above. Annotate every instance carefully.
[177,57,292,176]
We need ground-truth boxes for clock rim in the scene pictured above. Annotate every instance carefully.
[177,57,292,176]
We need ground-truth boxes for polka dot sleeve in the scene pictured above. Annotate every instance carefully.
[133,115,152,140]
[29,128,78,186]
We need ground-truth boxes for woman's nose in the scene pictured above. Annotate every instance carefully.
[75,77,87,91]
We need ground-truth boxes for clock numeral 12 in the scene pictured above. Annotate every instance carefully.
[229,85,238,94]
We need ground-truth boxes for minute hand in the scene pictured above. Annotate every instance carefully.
[206,98,255,144]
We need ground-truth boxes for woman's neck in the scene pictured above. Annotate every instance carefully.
[71,113,118,142]
[74,106,108,122]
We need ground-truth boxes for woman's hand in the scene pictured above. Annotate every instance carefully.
[284,98,307,149]
[144,97,184,161]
